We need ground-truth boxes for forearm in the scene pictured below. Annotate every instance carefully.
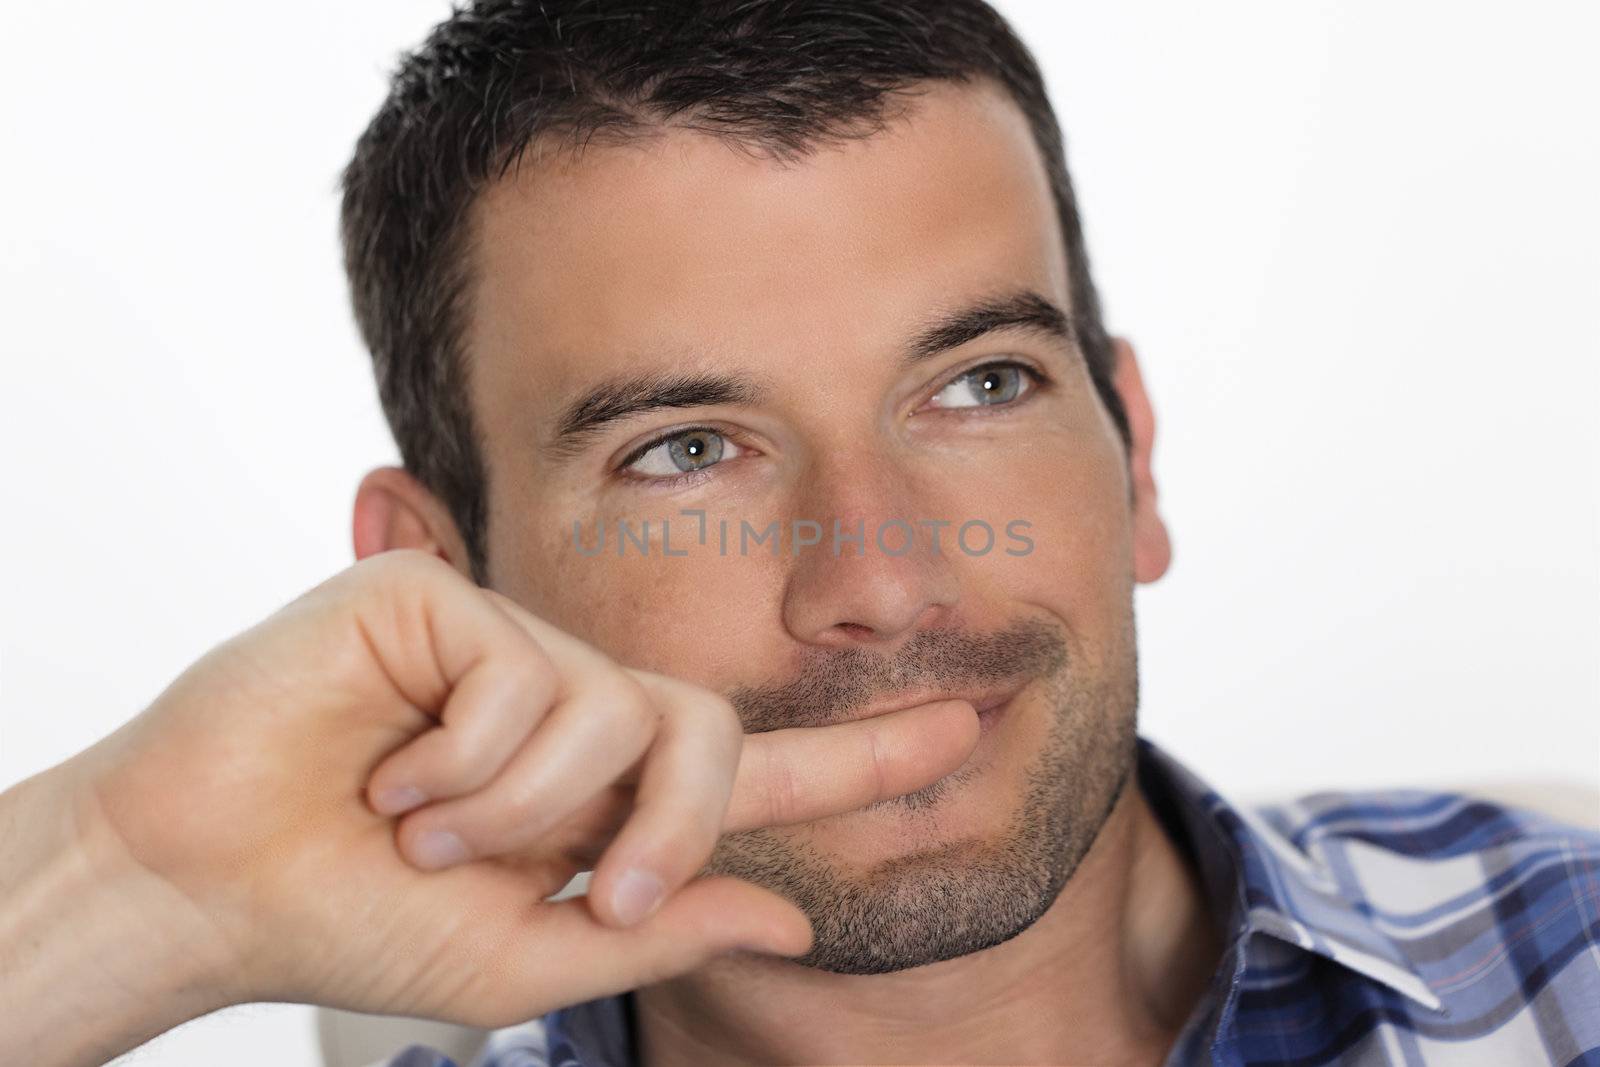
[0,757,235,1067]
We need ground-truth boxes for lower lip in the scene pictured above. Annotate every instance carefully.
[976,697,1012,738]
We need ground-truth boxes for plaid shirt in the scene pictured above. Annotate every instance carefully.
[385,738,1600,1066]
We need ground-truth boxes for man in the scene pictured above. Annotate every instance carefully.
[1,2,1596,1066]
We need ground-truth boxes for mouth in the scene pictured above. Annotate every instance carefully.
[975,693,1013,738]
[844,680,1027,736]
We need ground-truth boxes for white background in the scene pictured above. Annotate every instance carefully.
[2,1,1596,1063]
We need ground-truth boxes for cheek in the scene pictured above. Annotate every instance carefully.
[497,508,779,677]
[600,557,774,674]
[974,421,1135,632]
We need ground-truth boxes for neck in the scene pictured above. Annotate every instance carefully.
[633,779,1223,1067]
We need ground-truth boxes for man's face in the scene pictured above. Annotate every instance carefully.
[465,80,1150,972]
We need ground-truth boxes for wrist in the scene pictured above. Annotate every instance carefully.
[0,752,241,1066]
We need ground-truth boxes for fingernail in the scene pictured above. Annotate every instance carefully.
[411,829,469,870]
[611,867,664,926]
[373,785,427,816]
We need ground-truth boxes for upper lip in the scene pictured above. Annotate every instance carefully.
[842,680,1027,724]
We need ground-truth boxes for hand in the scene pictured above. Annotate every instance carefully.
[28,549,979,1040]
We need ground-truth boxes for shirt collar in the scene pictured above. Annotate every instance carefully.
[546,989,635,1067]
[1137,736,1445,1013]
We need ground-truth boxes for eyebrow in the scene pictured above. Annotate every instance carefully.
[903,288,1075,366]
[550,372,758,458]
[546,287,1075,458]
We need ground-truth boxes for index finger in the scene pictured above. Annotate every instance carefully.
[722,699,980,833]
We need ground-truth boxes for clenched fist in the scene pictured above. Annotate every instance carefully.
[0,550,979,1067]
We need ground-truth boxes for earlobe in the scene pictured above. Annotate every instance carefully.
[1110,338,1173,584]
[351,466,471,574]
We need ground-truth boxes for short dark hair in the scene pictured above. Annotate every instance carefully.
[341,0,1129,583]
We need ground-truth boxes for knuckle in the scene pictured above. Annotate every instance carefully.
[493,767,554,825]
[366,546,441,584]
[763,743,800,825]
[634,813,716,879]
[348,549,458,613]
[657,811,720,873]
[424,726,481,784]
[672,687,741,745]
[479,587,518,612]
[864,726,891,801]
[589,674,656,730]
[705,695,744,758]
[503,645,558,708]
[698,689,739,730]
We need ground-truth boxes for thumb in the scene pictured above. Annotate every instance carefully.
[639,875,815,961]
[487,876,812,1021]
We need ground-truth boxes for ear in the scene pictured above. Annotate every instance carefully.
[351,466,473,577]
[1110,337,1172,583]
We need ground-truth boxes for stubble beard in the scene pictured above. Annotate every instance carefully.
[706,611,1142,975]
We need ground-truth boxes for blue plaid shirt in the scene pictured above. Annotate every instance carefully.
[386,738,1600,1066]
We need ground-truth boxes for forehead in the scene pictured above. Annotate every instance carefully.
[466,79,1069,434]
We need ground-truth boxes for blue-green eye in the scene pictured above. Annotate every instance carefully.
[928,362,1037,409]
[623,427,733,479]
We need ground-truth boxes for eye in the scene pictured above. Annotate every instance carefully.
[926,361,1038,409]
[620,427,740,480]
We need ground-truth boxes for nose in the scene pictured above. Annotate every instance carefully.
[779,455,961,648]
